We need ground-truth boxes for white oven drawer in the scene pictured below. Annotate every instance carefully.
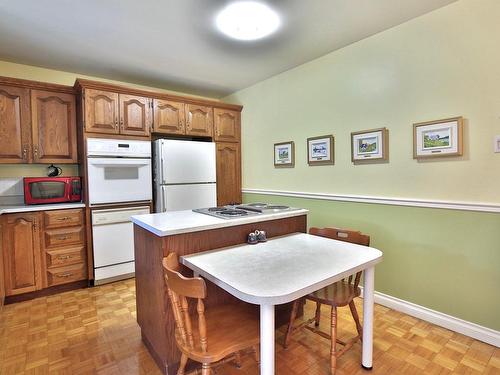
[87,157,152,205]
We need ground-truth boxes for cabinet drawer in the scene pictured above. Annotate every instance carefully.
[43,209,83,229]
[47,264,86,286]
[46,246,85,268]
[44,227,84,248]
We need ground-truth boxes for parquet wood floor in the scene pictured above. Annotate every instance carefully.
[0,279,498,374]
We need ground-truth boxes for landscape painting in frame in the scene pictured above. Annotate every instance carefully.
[413,117,463,158]
[274,141,295,167]
[351,128,389,164]
[307,135,334,165]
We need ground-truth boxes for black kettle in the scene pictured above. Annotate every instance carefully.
[47,164,62,177]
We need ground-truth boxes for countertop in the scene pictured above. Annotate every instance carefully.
[0,202,85,215]
[131,208,309,237]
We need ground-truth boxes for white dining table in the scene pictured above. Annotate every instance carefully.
[181,232,383,375]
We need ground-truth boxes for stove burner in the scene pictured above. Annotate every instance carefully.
[266,205,289,210]
[247,202,268,208]
[208,207,224,212]
[219,209,248,216]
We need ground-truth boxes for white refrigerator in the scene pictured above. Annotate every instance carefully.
[153,139,217,212]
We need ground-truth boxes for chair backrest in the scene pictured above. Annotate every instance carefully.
[309,227,370,287]
[162,253,209,352]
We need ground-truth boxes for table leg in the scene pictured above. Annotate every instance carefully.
[362,266,375,369]
[260,304,275,375]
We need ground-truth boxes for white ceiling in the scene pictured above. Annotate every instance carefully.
[0,0,456,98]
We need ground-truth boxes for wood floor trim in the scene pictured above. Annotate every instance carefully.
[359,287,500,347]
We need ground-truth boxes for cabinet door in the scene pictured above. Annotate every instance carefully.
[214,108,240,143]
[2,213,42,296]
[152,99,185,135]
[84,89,119,134]
[0,85,31,163]
[185,104,213,137]
[119,94,152,136]
[216,142,241,206]
[31,90,77,163]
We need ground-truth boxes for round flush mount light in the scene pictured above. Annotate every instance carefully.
[215,1,280,41]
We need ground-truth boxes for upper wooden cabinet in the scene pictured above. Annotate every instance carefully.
[0,79,77,165]
[0,85,31,163]
[153,99,185,135]
[214,109,240,143]
[216,142,242,206]
[31,90,77,163]
[119,94,152,136]
[185,104,213,137]
[2,213,42,296]
[84,89,119,134]
[83,89,151,137]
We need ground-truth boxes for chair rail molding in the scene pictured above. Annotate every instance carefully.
[242,188,500,214]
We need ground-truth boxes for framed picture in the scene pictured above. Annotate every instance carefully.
[307,135,334,165]
[274,141,295,168]
[413,117,463,158]
[351,127,389,164]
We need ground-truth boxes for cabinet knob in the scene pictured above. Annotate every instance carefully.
[57,255,72,260]
[58,236,69,241]
[57,216,71,221]
[33,145,38,159]
[115,118,119,129]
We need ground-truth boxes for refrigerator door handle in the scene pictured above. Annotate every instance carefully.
[162,186,168,212]
[160,156,165,185]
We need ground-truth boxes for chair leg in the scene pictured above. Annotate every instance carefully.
[349,300,363,340]
[284,299,299,349]
[314,301,322,326]
[177,353,188,375]
[252,345,260,364]
[201,363,211,375]
[330,306,338,375]
[234,351,242,368]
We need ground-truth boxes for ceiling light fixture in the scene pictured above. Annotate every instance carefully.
[215,1,280,41]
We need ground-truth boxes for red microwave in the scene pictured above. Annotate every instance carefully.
[24,177,82,205]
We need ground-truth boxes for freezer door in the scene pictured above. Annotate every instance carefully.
[158,183,216,212]
[158,140,216,184]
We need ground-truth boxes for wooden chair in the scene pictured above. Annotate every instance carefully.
[162,253,260,375]
[283,227,370,374]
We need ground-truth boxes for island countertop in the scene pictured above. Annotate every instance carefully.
[131,208,309,237]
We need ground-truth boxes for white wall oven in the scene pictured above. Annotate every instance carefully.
[86,138,152,284]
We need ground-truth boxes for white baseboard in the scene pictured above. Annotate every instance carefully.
[360,288,499,347]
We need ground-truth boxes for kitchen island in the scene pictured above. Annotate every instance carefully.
[132,208,308,375]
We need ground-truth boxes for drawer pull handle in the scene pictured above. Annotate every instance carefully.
[56,273,73,278]
[57,255,72,260]
[57,217,71,221]
[57,236,69,240]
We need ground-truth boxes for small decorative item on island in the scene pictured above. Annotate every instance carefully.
[247,230,267,244]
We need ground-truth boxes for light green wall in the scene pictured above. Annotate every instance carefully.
[227,0,500,203]
[227,0,500,330]
[244,193,500,330]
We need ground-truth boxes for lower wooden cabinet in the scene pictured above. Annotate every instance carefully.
[216,142,242,206]
[1,208,87,297]
[2,212,42,295]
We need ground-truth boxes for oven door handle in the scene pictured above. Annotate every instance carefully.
[88,159,150,168]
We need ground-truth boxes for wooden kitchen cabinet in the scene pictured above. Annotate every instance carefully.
[31,90,78,163]
[185,104,213,137]
[0,84,31,163]
[84,89,119,134]
[0,77,78,165]
[214,108,240,143]
[216,142,242,206]
[1,208,86,299]
[152,99,185,135]
[2,213,42,296]
[119,94,152,136]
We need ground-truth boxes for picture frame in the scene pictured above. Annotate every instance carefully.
[274,141,295,168]
[351,127,389,164]
[413,117,463,158]
[307,135,334,165]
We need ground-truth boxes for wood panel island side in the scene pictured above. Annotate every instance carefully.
[132,209,308,375]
